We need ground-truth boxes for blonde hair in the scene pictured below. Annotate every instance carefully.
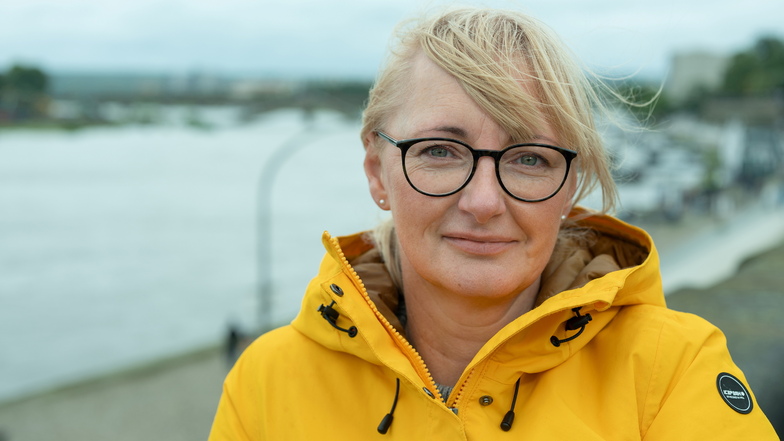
[361,7,620,287]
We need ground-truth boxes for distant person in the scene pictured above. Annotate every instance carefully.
[225,323,242,364]
[209,7,778,439]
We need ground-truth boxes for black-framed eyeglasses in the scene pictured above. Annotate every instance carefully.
[375,131,577,202]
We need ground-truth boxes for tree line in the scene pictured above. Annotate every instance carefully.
[723,37,784,95]
[0,64,49,121]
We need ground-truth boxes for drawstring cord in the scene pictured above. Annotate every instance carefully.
[378,376,524,433]
[502,306,593,431]
[550,307,592,347]
[500,377,521,431]
[317,301,358,338]
[317,296,590,432]
[377,378,400,434]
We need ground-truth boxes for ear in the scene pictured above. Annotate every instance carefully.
[364,137,389,210]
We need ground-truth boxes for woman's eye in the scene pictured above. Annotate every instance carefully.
[427,146,450,157]
[519,155,540,166]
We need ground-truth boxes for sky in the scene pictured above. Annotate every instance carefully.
[2,0,783,81]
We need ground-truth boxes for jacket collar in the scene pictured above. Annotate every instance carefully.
[291,210,663,378]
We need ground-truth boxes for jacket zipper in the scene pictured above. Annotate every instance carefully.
[447,367,474,410]
[328,236,443,401]
[328,235,596,414]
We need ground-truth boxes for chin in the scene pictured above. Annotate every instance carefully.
[443,269,534,300]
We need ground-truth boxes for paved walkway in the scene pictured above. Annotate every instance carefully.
[0,347,229,441]
[655,205,784,293]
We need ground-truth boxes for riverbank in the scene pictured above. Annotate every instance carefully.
[0,346,229,441]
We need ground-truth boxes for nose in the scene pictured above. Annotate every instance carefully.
[457,157,506,223]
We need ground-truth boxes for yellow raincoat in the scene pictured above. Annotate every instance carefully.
[209,212,777,439]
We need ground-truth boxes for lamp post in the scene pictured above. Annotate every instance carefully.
[256,115,315,333]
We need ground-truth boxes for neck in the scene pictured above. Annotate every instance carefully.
[403,276,539,387]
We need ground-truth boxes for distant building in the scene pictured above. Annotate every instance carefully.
[718,120,783,189]
[228,79,300,101]
[665,52,730,103]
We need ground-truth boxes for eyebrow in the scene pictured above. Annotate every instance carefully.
[531,134,560,145]
[414,126,468,139]
[416,126,559,146]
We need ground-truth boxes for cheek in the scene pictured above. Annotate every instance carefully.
[382,159,416,208]
[512,197,568,244]
[385,167,451,241]
[388,177,429,228]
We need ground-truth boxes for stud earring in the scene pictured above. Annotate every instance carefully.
[560,215,567,221]
[379,199,385,205]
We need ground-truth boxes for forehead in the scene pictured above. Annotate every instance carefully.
[394,54,477,127]
[388,52,553,144]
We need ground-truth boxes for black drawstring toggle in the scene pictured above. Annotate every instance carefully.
[500,410,515,431]
[550,307,592,347]
[378,378,400,434]
[317,301,358,338]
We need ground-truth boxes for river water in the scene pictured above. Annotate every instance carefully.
[0,109,382,402]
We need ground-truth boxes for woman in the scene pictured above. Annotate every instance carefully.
[209,7,777,439]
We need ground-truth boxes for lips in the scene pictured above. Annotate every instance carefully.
[443,233,518,255]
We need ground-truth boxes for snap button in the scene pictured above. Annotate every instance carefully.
[330,284,344,296]
[479,395,493,406]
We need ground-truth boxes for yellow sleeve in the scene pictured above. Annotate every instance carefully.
[641,313,778,440]
[208,342,263,441]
